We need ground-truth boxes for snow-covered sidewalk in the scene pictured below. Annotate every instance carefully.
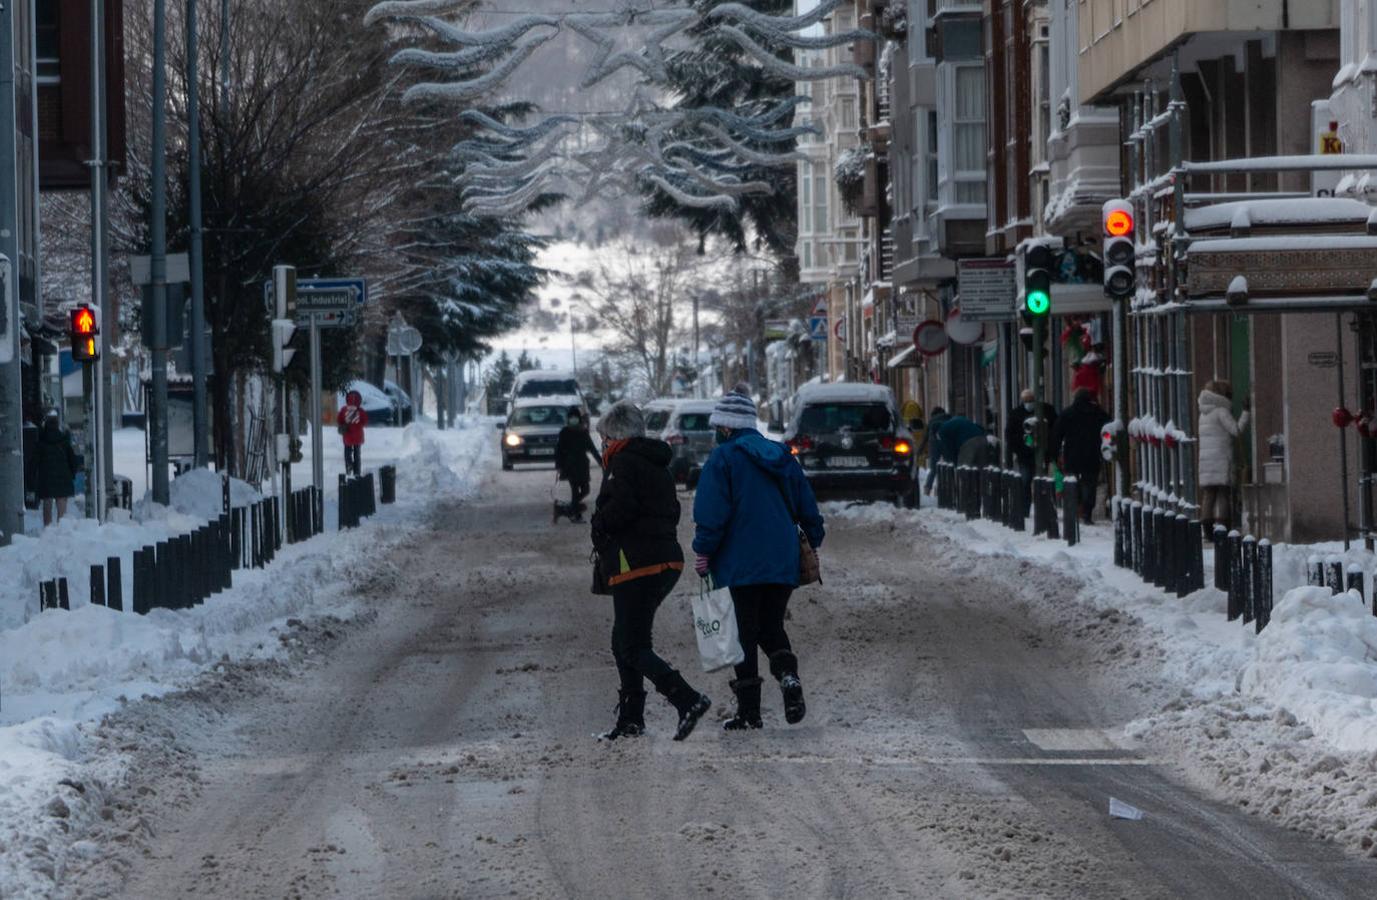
[0,417,497,897]
[829,498,1377,854]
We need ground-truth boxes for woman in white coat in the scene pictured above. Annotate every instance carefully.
[1197,380,1250,531]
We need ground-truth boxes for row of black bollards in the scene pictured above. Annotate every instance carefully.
[1032,476,1060,541]
[40,469,395,616]
[338,473,377,530]
[1112,498,1206,599]
[286,486,324,544]
[1216,526,1274,631]
[1306,555,1375,615]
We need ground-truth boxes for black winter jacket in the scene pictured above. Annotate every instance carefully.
[34,422,78,500]
[1005,402,1058,467]
[1050,394,1111,474]
[555,425,599,482]
[590,438,684,585]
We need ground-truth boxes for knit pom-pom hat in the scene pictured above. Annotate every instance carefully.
[709,390,757,431]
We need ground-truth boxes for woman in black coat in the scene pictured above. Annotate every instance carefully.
[590,400,711,741]
[34,411,79,526]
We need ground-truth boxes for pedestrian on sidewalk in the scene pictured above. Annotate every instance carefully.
[1006,389,1057,505]
[693,388,825,730]
[338,389,368,477]
[34,410,79,527]
[1197,380,1250,532]
[919,406,951,494]
[554,408,601,523]
[924,412,989,496]
[591,400,712,741]
[1050,388,1111,523]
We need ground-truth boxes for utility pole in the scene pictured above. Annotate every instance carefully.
[148,0,171,505]
[0,2,29,543]
[87,0,108,520]
[570,311,577,371]
[187,0,209,468]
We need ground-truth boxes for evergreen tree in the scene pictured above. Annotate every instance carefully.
[644,0,798,261]
[488,351,517,396]
[516,350,540,372]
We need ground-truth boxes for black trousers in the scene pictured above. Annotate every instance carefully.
[344,445,361,477]
[1070,463,1100,522]
[730,583,795,680]
[611,567,684,694]
[569,476,590,509]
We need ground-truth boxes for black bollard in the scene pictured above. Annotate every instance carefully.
[380,464,396,504]
[1062,477,1079,547]
[1131,502,1144,574]
[1142,506,1156,584]
[1347,565,1366,603]
[1255,539,1273,633]
[107,556,123,612]
[58,577,70,611]
[90,564,106,607]
[1173,515,1191,598]
[338,474,349,529]
[39,579,55,611]
[1188,519,1205,593]
[1113,498,1126,568]
[1214,525,1229,592]
[1327,558,1344,596]
[1226,531,1243,621]
[1241,535,1257,624]
[132,548,150,615]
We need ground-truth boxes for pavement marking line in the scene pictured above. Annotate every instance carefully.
[1022,728,1135,752]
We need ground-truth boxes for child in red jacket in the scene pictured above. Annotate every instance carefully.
[338,389,368,476]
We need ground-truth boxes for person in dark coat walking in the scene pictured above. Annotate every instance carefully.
[920,407,950,494]
[693,389,825,730]
[1050,388,1112,523]
[554,409,600,522]
[34,410,79,526]
[591,400,712,741]
[337,390,369,477]
[1006,389,1057,504]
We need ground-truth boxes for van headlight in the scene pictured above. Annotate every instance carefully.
[504,433,523,448]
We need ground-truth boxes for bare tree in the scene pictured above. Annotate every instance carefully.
[572,225,710,400]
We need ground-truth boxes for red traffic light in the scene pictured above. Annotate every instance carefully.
[1104,208,1134,237]
[70,305,100,361]
[71,306,96,335]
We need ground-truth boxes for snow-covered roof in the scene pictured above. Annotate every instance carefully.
[794,382,895,405]
[674,400,717,413]
[514,368,576,382]
[1187,235,1377,254]
[1184,197,1374,232]
[513,393,583,409]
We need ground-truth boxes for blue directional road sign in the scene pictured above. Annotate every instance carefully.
[263,277,367,327]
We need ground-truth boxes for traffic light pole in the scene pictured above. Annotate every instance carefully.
[187,0,209,470]
[309,313,324,502]
[1033,314,1047,474]
[148,0,171,506]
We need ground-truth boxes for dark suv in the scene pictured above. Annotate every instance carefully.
[781,384,918,507]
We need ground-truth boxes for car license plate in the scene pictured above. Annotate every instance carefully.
[530,447,555,456]
[828,456,868,468]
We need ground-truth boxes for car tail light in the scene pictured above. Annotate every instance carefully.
[879,435,894,450]
[893,440,912,456]
[667,434,686,445]
[787,435,814,455]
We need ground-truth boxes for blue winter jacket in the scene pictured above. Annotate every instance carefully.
[934,415,985,463]
[692,430,826,588]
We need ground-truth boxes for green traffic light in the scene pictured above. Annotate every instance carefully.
[1026,290,1050,316]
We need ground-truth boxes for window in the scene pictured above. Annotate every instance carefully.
[813,167,828,233]
[510,406,569,427]
[36,0,59,84]
[839,96,857,131]
[799,403,892,433]
[952,64,986,205]
[516,378,578,397]
[799,165,812,233]
[677,413,712,432]
[939,18,982,60]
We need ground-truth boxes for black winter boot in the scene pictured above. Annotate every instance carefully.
[599,689,646,741]
[769,651,806,725]
[723,677,763,730]
[660,673,711,741]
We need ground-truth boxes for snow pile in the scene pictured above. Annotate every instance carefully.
[1239,586,1377,753]
[0,418,497,898]
[166,468,260,519]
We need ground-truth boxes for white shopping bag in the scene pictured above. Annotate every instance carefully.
[691,576,745,672]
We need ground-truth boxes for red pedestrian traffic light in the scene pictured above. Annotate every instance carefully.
[71,305,99,362]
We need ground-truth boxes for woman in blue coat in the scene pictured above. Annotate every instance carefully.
[692,389,825,730]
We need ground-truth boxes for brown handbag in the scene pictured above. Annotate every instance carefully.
[774,478,821,586]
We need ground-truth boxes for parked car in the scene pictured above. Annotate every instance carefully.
[337,380,398,426]
[383,381,414,425]
[497,395,588,470]
[642,399,679,441]
[663,399,717,484]
[778,383,918,507]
